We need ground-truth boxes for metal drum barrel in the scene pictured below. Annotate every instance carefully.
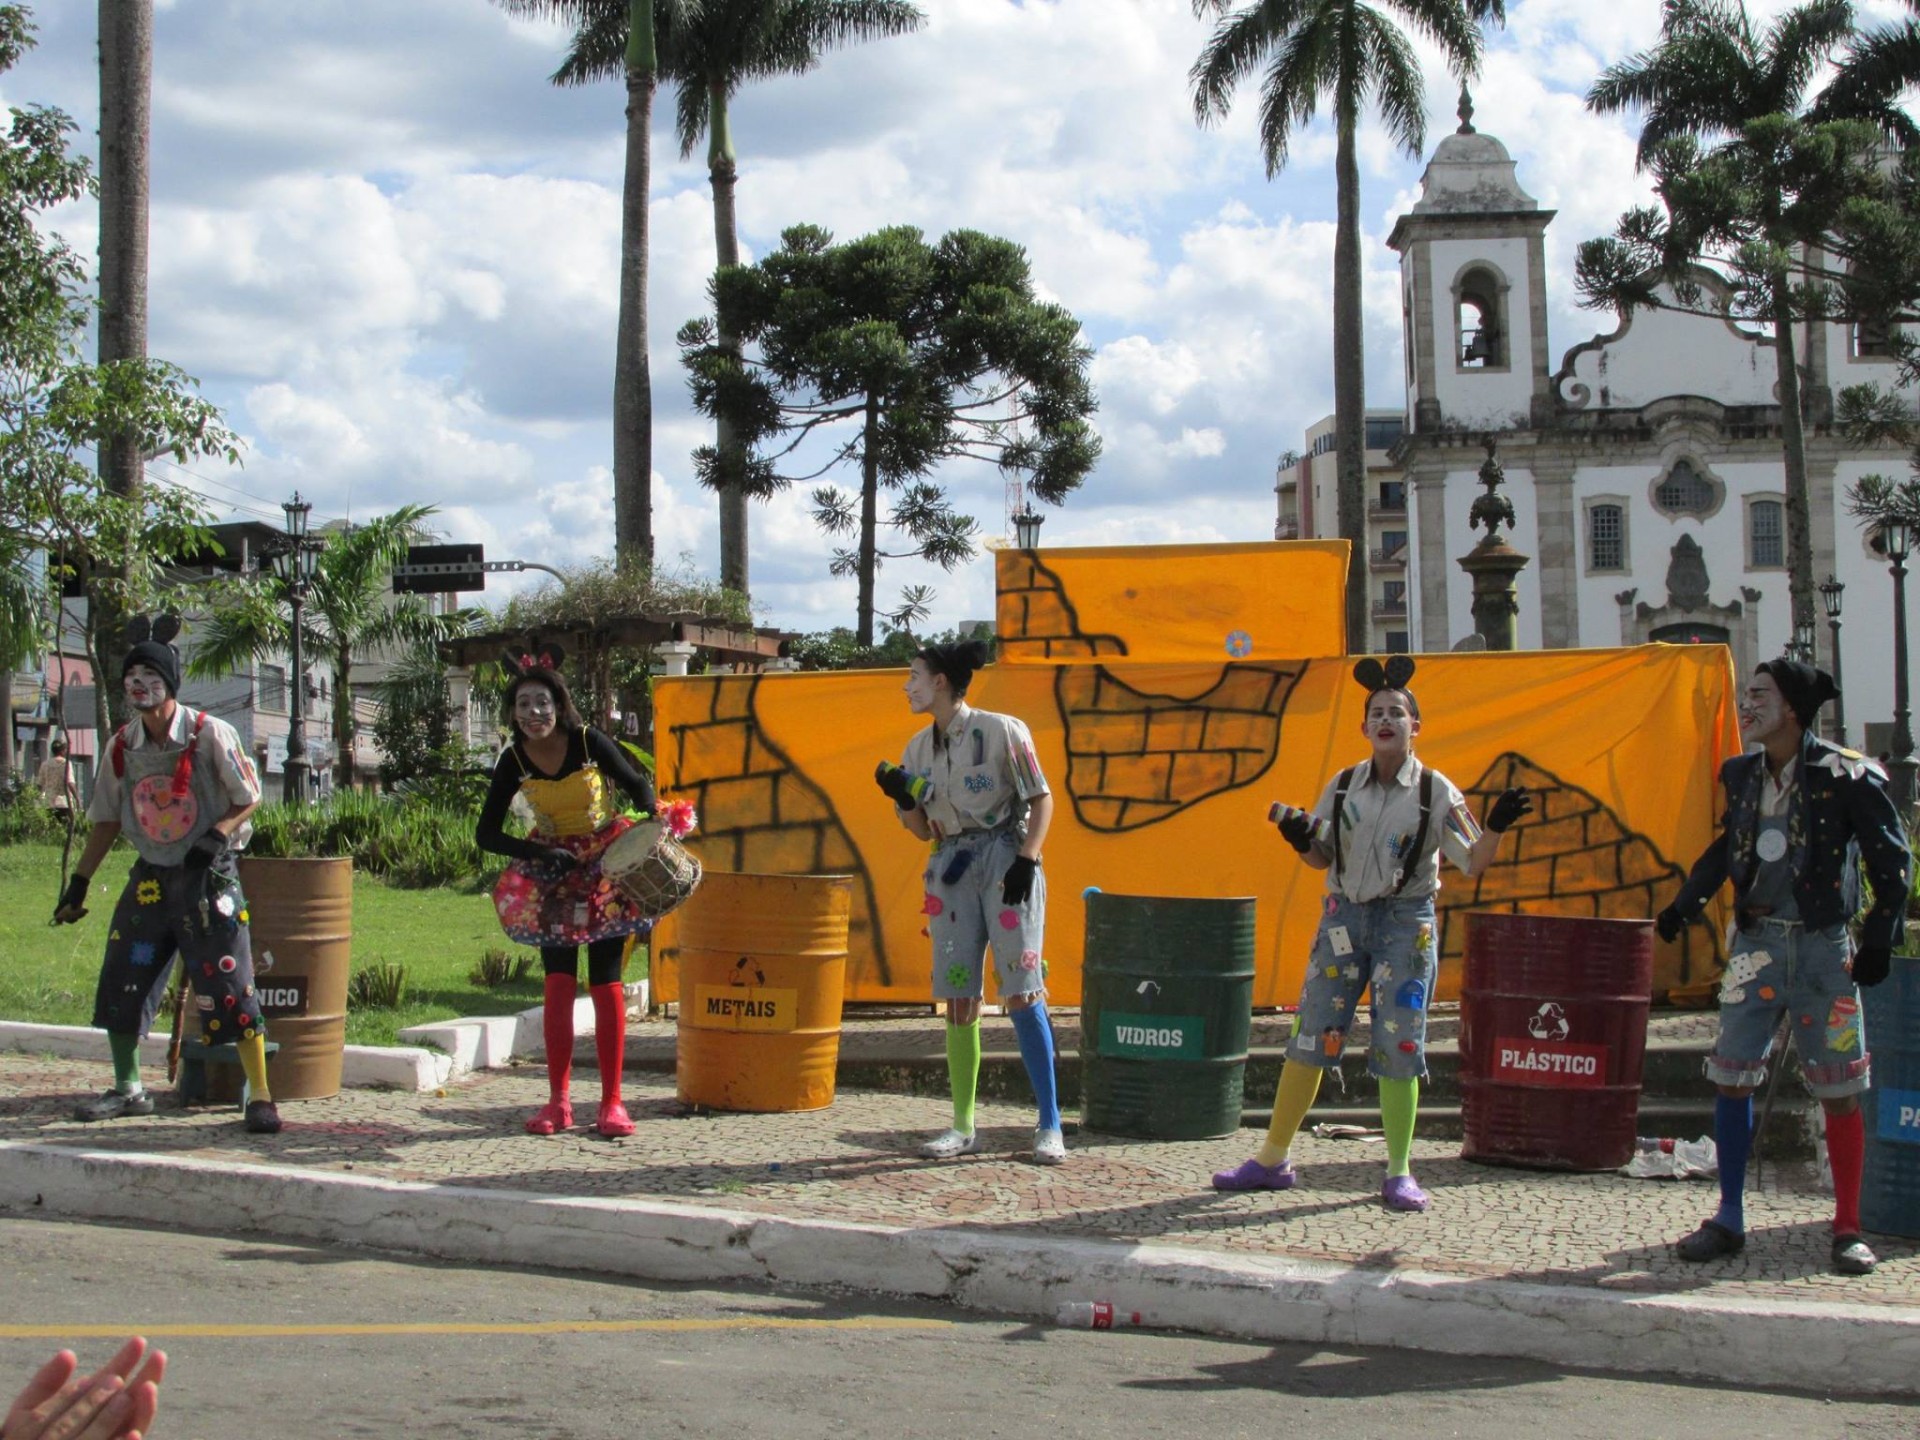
[236,856,353,1100]
[1861,962,1920,1237]
[1080,893,1256,1140]
[675,871,853,1113]
[1459,912,1654,1171]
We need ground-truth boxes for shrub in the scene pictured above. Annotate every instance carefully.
[469,947,538,988]
[245,791,498,889]
[348,959,408,1010]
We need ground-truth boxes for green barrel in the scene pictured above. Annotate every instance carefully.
[1080,892,1256,1139]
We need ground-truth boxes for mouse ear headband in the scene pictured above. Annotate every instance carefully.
[501,641,567,677]
[1353,655,1419,717]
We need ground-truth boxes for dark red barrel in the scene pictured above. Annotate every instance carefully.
[1459,913,1655,1171]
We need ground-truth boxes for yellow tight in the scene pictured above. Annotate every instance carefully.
[1253,1062,1322,1167]
[234,1032,273,1102]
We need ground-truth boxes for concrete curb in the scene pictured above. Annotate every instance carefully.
[0,1022,453,1092]
[1,1140,1914,1396]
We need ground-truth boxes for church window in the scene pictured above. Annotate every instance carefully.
[1749,498,1784,569]
[1654,460,1714,516]
[1455,266,1506,370]
[1852,317,1895,360]
[1588,503,1624,572]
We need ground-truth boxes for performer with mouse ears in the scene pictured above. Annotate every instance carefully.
[1212,655,1530,1211]
[475,645,657,1138]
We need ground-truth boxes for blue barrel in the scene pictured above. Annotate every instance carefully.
[1080,893,1255,1139]
[1861,960,1920,1237]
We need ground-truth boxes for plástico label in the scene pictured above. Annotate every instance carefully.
[1099,1012,1203,1060]
[1877,1088,1920,1144]
[1491,1037,1608,1089]
[254,976,309,1018]
[693,985,798,1032]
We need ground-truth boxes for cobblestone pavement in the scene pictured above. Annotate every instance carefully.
[3,1039,1914,1315]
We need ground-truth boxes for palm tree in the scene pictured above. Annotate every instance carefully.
[1587,0,1859,642]
[1190,0,1502,654]
[186,506,475,788]
[495,1,702,572]
[554,0,925,598]
[1814,0,1919,144]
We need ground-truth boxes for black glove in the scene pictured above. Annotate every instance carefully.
[1001,855,1039,907]
[529,845,579,875]
[1271,804,1316,855]
[1655,905,1685,944]
[874,761,929,810]
[1853,944,1893,989]
[52,872,90,924]
[1485,787,1532,833]
[183,831,229,870]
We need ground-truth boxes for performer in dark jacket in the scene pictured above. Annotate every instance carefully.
[475,648,655,1138]
[1658,658,1911,1275]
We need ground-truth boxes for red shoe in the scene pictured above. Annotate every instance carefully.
[596,1099,635,1138]
[525,1100,573,1135]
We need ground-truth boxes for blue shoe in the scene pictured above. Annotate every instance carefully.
[1211,1157,1297,1192]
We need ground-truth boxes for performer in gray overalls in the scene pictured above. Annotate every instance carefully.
[52,616,279,1133]
[876,639,1064,1164]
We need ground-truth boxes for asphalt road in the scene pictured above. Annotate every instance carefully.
[0,1216,1912,1440]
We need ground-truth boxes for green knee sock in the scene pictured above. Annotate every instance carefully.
[1380,1076,1420,1178]
[946,1021,981,1135]
[107,1032,143,1095]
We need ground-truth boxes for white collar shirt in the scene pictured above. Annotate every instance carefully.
[1758,755,1798,818]
[900,702,1050,842]
[1309,754,1477,902]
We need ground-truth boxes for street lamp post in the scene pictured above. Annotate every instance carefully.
[270,494,323,806]
[1791,617,1816,666]
[1819,574,1846,747]
[1013,507,1044,550]
[1886,518,1916,811]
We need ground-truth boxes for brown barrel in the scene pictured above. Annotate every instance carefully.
[675,872,852,1112]
[1459,912,1654,1171]
[237,856,353,1100]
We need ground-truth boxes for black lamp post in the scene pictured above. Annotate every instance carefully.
[1819,574,1846,746]
[1886,516,1916,810]
[1013,507,1044,550]
[1791,617,1816,666]
[269,494,323,806]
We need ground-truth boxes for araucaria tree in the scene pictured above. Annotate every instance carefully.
[680,224,1100,646]
[1580,0,1868,644]
[1190,0,1503,654]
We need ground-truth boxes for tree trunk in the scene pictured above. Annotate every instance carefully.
[94,0,152,729]
[335,639,355,789]
[1772,277,1817,641]
[857,394,881,648]
[1332,108,1371,654]
[612,0,656,571]
[710,83,751,600]
[0,669,12,776]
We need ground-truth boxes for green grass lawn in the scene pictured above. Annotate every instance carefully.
[0,842,646,1047]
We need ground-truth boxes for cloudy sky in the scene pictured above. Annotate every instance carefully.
[10,0,1904,637]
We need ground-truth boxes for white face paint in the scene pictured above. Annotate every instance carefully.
[905,660,941,716]
[123,663,168,712]
[1740,673,1794,748]
[513,683,558,740]
[1362,691,1420,759]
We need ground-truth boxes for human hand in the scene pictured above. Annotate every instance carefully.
[874,762,928,810]
[1268,803,1320,855]
[531,846,578,875]
[4,1336,166,1440]
[1485,787,1532,833]
[51,873,90,926]
[1000,855,1039,907]
[1655,905,1685,944]
[1853,944,1892,989]
[182,831,228,871]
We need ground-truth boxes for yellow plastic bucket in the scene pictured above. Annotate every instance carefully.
[675,872,853,1112]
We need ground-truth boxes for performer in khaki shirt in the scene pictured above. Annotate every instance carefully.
[1213,656,1529,1212]
[875,639,1065,1164]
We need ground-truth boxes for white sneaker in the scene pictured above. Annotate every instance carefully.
[920,1128,982,1160]
[1032,1127,1067,1165]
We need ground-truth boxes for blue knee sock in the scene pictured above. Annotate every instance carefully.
[1010,1003,1061,1131]
[1713,1093,1753,1234]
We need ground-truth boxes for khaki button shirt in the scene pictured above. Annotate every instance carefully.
[87,706,264,846]
[1309,755,1477,902]
[900,703,1049,842]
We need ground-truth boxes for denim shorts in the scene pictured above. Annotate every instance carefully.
[1289,893,1437,1081]
[922,829,1046,1001]
[1706,919,1869,1098]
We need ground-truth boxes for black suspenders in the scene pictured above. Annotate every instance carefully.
[1331,763,1435,896]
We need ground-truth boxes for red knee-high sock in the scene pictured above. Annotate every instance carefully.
[590,982,626,1105]
[543,974,577,1104]
[1827,1105,1866,1236]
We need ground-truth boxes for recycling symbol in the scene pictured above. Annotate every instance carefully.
[1527,1002,1570,1042]
[732,956,767,987]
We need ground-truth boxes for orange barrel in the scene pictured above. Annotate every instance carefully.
[1459,912,1654,1171]
[236,856,353,1100]
[675,871,853,1112]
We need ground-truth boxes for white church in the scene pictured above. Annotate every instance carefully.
[1379,101,1913,753]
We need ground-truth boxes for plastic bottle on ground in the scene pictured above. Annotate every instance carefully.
[1055,1300,1142,1329]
